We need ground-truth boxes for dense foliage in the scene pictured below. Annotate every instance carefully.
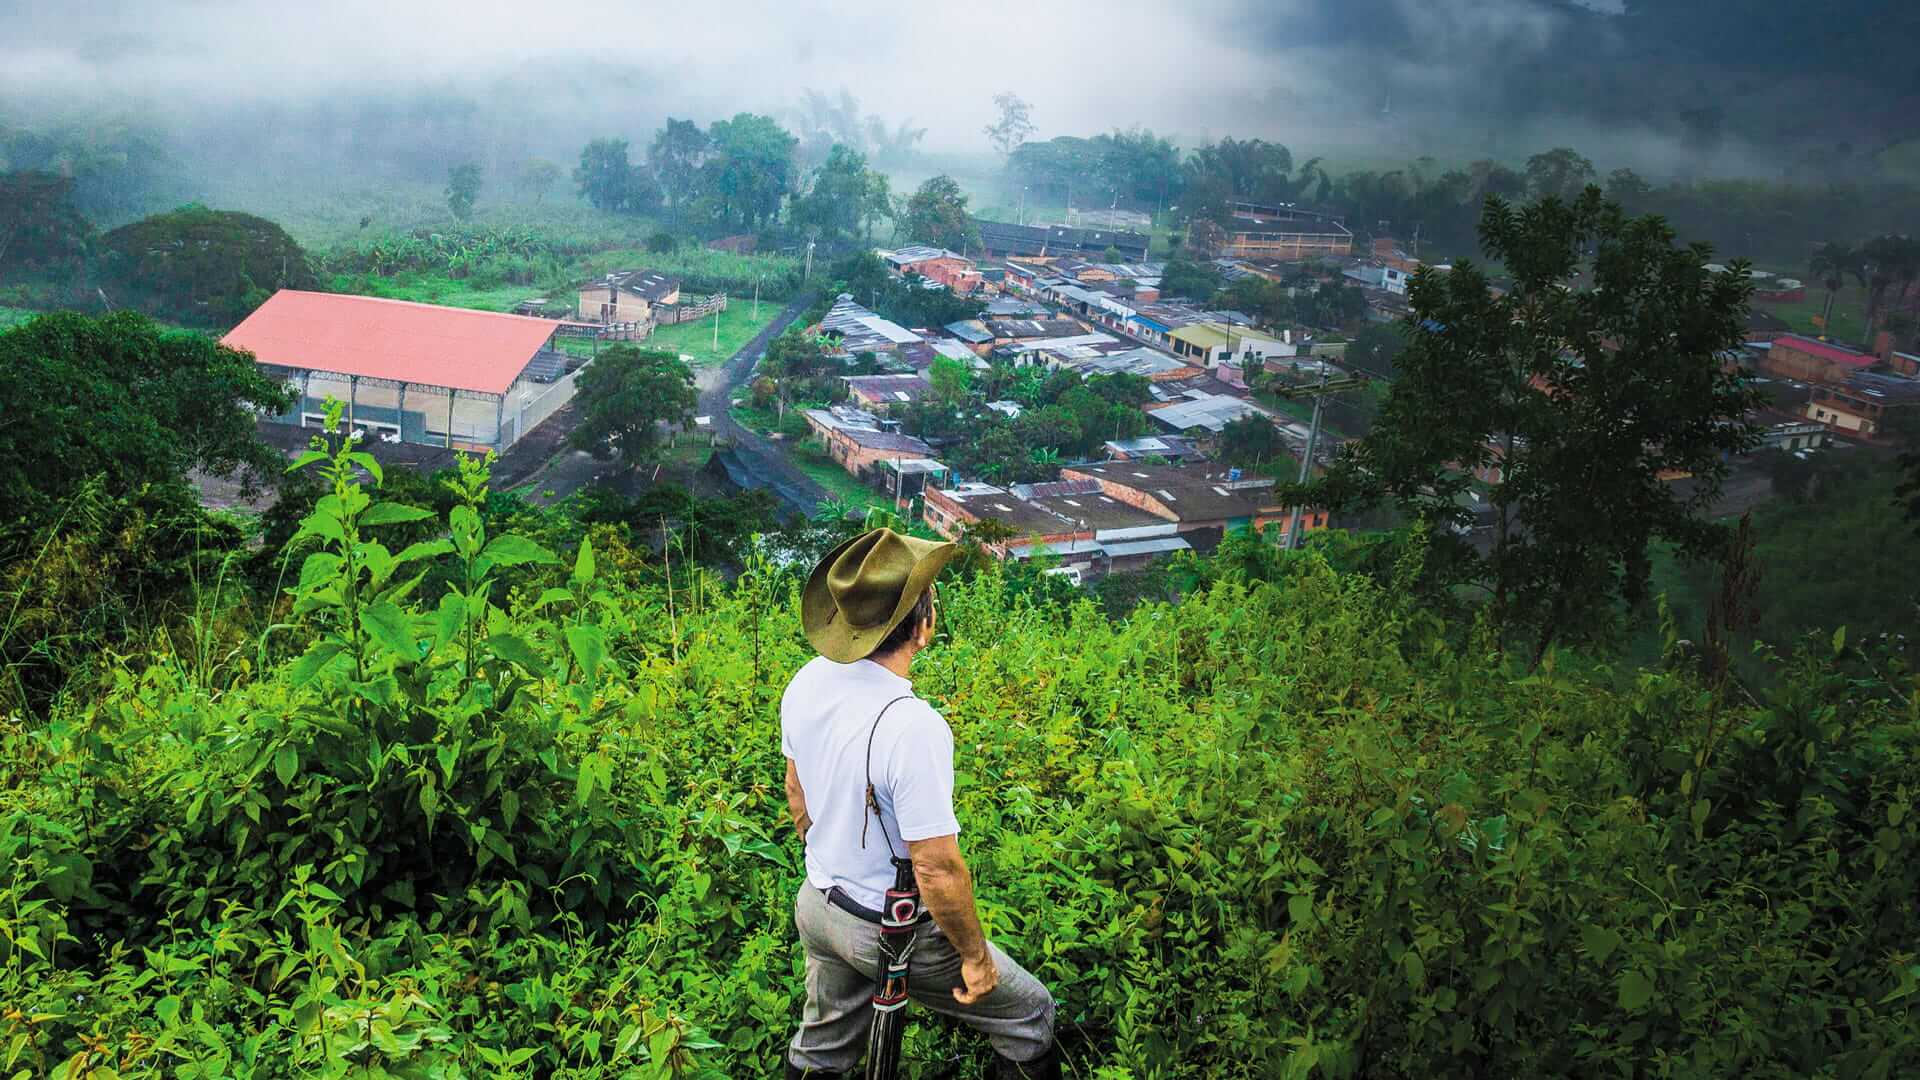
[0,311,292,533]
[99,205,318,326]
[4,433,1917,1076]
[1319,190,1763,662]
[567,346,699,465]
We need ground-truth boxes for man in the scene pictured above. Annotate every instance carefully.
[782,528,1059,1079]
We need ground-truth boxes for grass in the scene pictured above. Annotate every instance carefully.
[728,403,780,435]
[645,302,787,368]
[0,306,42,329]
[327,270,537,313]
[1755,281,1871,345]
[791,438,895,511]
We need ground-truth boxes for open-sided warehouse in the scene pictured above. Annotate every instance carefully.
[224,290,576,453]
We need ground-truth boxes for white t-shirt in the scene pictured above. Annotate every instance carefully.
[781,656,961,910]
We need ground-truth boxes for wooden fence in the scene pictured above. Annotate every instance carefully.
[654,293,728,326]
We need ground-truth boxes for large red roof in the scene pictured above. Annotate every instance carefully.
[1775,334,1873,369]
[222,290,558,396]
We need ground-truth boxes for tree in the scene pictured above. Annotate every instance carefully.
[1183,138,1323,221]
[1161,258,1224,303]
[983,93,1036,160]
[648,119,711,215]
[1218,415,1286,472]
[928,356,973,404]
[567,346,697,465]
[0,311,294,531]
[515,158,561,203]
[0,170,93,282]
[903,175,977,251]
[1603,167,1650,205]
[445,162,481,221]
[704,113,799,231]
[861,169,894,244]
[1808,241,1858,333]
[1345,322,1408,379]
[1315,190,1763,663]
[790,144,872,242]
[1524,148,1598,202]
[99,205,316,326]
[575,138,638,213]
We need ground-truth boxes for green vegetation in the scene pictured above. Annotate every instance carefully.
[0,305,38,328]
[4,423,1917,1074]
[791,438,896,511]
[643,301,786,368]
[99,205,317,326]
[324,269,537,313]
[567,346,698,464]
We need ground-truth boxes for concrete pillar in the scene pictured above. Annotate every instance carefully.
[396,381,408,443]
[447,387,456,448]
[494,395,506,452]
[347,375,358,434]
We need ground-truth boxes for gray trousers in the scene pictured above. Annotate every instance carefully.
[789,884,1056,1071]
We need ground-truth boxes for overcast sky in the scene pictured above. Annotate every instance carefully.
[0,0,1624,157]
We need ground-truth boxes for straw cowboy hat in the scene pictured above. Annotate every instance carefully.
[802,528,958,663]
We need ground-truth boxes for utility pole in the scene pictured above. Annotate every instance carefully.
[753,273,761,320]
[804,239,816,282]
[1274,370,1368,549]
[712,304,721,354]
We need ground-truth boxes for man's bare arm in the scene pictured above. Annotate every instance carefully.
[908,833,998,1005]
[784,758,812,842]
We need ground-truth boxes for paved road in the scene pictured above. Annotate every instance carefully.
[695,294,827,518]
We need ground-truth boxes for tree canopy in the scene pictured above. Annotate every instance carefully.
[0,170,93,284]
[902,175,977,252]
[99,205,316,326]
[1315,189,1763,661]
[0,310,293,534]
[567,346,698,465]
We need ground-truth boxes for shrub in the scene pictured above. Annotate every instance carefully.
[2,410,1917,1077]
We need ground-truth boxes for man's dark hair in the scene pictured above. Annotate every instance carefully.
[872,587,935,657]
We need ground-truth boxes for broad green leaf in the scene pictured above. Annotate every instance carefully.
[1618,970,1655,1011]
[285,449,327,473]
[484,534,560,567]
[1287,893,1314,927]
[274,746,298,786]
[450,505,484,557]
[393,538,454,566]
[485,633,550,679]
[345,451,384,485]
[532,587,575,610]
[1832,625,1847,656]
[565,625,607,682]
[1580,923,1621,966]
[573,535,595,585]
[576,756,597,805]
[290,642,347,687]
[362,502,434,527]
[360,601,416,657]
[433,593,465,648]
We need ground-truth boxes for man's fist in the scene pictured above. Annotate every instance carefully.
[953,950,999,1005]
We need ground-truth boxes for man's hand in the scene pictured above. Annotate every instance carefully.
[954,949,999,1005]
[785,759,811,844]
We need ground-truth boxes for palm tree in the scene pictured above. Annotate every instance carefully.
[1027,446,1063,473]
[1808,241,1856,335]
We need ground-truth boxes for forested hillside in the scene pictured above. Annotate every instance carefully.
[4,424,1916,1078]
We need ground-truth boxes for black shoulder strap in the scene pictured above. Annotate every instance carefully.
[861,694,917,859]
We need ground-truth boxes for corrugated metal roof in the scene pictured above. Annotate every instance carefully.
[224,290,558,396]
[1101,536,1193,558]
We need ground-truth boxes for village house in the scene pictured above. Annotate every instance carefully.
[1062,461,1329,549]
[884,245,986,294]
[1103,434,1210,463]
[1759,334,1876,384]
[972,219,1152,261]
[817,294,923,355]
[1191,211,1354,261]
[921,479,1187,579]
[842,372,935,411]
[1804,371,1920,440]
[1142,388,1278,436]
[576,269,680,325]
[226,290,576,453]
[1056,346,1201,381]
[941,319,996,354]
[1167,322,1299,368]
[802,404,937,480]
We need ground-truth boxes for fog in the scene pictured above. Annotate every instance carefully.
[2,0,1912,195]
